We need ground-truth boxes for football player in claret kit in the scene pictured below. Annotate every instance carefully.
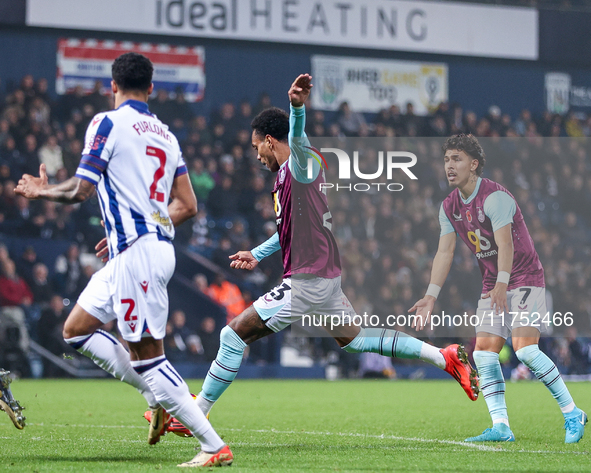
[410,134,586,443]
[15,52,232,467]
[157,74,481,439]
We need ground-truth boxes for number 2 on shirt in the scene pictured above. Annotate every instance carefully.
[147,146,166,202]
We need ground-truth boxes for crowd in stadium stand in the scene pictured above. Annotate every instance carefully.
[0,75,589,378]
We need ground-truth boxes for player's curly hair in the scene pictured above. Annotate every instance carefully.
[442,133,486,176]
[251,107,289,142]
[111,52,153,92]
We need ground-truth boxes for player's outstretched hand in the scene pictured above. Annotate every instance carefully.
[229,251,258,271]
[288,74,313,107]
[408,296,436,331]
[14,164,48,199]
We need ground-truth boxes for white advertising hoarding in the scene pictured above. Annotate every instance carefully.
[311,55,447,114]
[27,0,538,60]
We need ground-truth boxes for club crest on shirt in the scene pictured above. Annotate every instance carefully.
[466,210,473,223]
[477,207,485,223]
[278,165,287,184]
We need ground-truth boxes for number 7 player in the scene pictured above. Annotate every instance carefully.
[410,134,586,443]
[15,53,232,467]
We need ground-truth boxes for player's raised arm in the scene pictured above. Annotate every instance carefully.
[15,164,95,203]
[409,231,457,330]
[287,74,320,184]
[168,172,198,227]
[288,73,312,109]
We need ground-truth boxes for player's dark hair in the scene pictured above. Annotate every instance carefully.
[111,52,153,92]
[442,133,486,175]
[251,107,289,142]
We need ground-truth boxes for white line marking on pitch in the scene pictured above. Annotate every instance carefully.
[26,423,589,455]
[226,428,499,452]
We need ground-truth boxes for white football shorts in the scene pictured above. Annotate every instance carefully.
[253,275,355,333]
[77,233,175,342]
[475,286,549,339]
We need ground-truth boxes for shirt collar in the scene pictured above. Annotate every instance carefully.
[460,177,482,204]
[117,99,153,116]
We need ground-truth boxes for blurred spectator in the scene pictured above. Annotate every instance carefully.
[16,245,38,287]
[0,259,33,308]
[565,327,590,375]
[337,101,366,136]
[196,316,219,362]
[54,243,87,300]
[0,259,31,371]
[358,352,396,379]
[207,175,238,219]
[189,158,215,203]
[165,310,202,361]
[205,273,246,324]
[38,135,64,179]
[30,262,54,306]
[37,294,69,377]
[85,80,110,113]
[192,273,209,293]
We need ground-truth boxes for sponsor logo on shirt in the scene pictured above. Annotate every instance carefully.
[467,229,497,259]
[151,210,172,231]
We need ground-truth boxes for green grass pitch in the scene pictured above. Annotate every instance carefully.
[0,378,589,471]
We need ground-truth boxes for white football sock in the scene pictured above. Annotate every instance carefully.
[196,393,215,417]
[420,343,446,369]
[132,356,225,453]
[65,330,157,407]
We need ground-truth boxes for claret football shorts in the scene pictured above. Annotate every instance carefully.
[77,233,175,342]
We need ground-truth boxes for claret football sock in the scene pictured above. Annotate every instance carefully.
[198,326,247,414]
[515,344,576,417]
[65,330,157,407]
[342,328,446,368]
[132,356,225,453]
[472,351,509,426]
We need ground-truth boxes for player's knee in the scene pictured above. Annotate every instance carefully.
[514,344,539,364]
[341,328,365,353]
[62,318,78,340]
[220,325,247,353]
[62,315,92,340]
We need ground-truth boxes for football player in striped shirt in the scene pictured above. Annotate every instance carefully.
[15,52,232,467]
